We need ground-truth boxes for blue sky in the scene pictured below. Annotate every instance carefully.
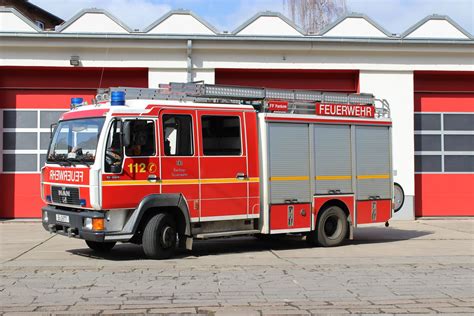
[33,0,473,34]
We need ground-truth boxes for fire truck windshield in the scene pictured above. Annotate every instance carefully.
[47,118,105,165]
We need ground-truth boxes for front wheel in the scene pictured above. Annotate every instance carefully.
[142,213,177,259]
[312,206,348,247]
[85,240,116,252]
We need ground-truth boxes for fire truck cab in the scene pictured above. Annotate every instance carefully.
[41,83,403,259]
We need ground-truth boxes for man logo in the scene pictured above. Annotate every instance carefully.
[176,160,183,166]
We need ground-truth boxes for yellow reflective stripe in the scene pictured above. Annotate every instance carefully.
[162,179,199,185]
[102,180,153,186]
[357,174,390,180]
[103,177,260,186]
[270,176,309,181]
[315,175,352,181]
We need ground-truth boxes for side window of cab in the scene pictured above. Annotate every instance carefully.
[125,120,156,157]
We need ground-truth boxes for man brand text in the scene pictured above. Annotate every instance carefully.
[49,170,84,183]
[316,103,375,118]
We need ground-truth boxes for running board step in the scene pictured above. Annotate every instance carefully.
[195,230,260,240]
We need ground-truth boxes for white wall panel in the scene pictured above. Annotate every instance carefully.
[0,11,37,32]
[406,20,469,39]
[359,71,415,220]
[323,18,387,37]
[236,16,302,36]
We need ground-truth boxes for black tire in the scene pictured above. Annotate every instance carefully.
[393,182,405,213]
[142,213,177,259]
[316,205,348,247]
[85,240,116,252]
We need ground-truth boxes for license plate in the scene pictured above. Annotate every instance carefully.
[56,214,70,223]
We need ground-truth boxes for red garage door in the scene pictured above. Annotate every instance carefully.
[215,69,359,92]
[0,66,148,218]
[414,71,474,216]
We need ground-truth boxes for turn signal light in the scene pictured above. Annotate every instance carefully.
[92,218,105,231]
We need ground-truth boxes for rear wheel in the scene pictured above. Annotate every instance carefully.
[309,205,348,247]
[85,240,116,252]
[142,213,177,259]
[393,182,405,212]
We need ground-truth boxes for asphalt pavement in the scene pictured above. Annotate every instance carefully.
[0,219,473,315]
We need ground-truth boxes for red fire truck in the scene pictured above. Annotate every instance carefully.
[41,82,404,259]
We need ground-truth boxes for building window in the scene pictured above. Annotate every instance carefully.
[1,109,67,173]
[35,20,45,30]
[415,113,474,173]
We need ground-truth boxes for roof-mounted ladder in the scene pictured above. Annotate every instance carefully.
[96,82,390,118]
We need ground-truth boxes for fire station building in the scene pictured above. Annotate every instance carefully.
[1,7,473,219]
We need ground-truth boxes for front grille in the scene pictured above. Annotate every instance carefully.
[51,186,80,205]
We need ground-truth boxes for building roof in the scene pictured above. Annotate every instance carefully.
[56,8,132,33]
[401,14,472,39]
[0,7,41,32]
[0,7,472,43]
[143,9,219,34]
[232,11,304,36]
[319,13,393,37]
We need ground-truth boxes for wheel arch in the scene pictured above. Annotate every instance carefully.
[316,199,351,224]
[132,193,191,237]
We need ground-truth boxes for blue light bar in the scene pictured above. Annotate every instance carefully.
[70,97,84,109]
[111,91,126,106]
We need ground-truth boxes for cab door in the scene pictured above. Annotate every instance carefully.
[101,118,160,209]
[198,111,249,219]
[159,109,200,219]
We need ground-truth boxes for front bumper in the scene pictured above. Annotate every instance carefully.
[41,206,124,242]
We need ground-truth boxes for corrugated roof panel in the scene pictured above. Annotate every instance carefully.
[404,18,470,39]
[58,9,131,33]
[233,12,303,36]
[145,11,217,35]
[321,15,390,38]
[0,8,39,32]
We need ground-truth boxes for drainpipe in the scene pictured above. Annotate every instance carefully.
[187,39,192,82]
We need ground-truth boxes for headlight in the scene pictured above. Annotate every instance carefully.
[43,211,49,223]
[84,217,93,230]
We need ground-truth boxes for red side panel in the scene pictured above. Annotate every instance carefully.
[245,112,260,215]
[270,203,311,231]
[356,200,391,224]
[415,174,474,216]
[313,195,355,224]
[215,69,359,93]
[102,157,160,210]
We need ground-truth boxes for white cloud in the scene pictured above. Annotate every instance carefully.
[31,0,172,30]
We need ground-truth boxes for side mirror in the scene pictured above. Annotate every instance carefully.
[122,121,131,147]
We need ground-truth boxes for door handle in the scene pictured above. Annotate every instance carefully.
[147,175,160,183]
[236,172,247,180]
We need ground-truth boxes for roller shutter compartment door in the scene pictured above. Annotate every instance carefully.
[268,123,311,204]
[414,71,474,217]
[355,126,392,200]
[314,124,352,194]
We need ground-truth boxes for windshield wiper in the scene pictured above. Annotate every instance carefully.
[67,156,92,166]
